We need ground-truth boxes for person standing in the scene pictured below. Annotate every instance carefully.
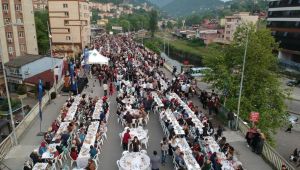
[122,129,131,150]
[150,150,161,170]
[103,81,108,96]
[227,111,235,129]
[285,123,293,133]
[109,82,114,96]
[160,137,169,165]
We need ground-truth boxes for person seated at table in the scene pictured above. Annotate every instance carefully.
[79,129,86,143]
[23,160,32,170]
[70,147,78,160]
[99,111,106,122]
[85,159,96,170]
[51,120,60,132]
[30,149,41,165]
[226,146,234,160]
[218,137,226,149]
[55,145,63,155]
[175,152,185,169]
[61,130,70,147]
[44,130,53,144]
[122,129,131,150]
[89,145,98,158]
[221,143,230,153]
[131,136,141,152]
[38,141,47,156]
[124,112,134,127]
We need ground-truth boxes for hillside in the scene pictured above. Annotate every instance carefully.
[149,0,174,7]
[162,0,224,17]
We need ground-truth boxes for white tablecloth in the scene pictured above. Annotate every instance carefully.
[92,99,103,120]
[33,163,48,170]
[151,92,164,107]
[77,121,100,168]
[122,96,135,104]
[204,136,220,153]
[164,109,185,135]
[52,122,70,142]
[175,138,201,170]
[41,143,59,159]
[65,95,81,121]
[122,127,147,141]
[119,152,150,170]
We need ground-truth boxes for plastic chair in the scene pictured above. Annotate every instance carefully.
[131,119,137,128]
[140,149,147,154]
[69,153,76,168]
[122,151,129,156]
[119,133,123,146]
[137,117,144,127]
[116,160,121,169]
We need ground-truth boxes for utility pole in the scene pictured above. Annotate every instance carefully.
[47,21,57,93]
[235,29,250,131]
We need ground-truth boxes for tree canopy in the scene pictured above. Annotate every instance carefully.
[34,11,49,55]
[203,24,287,143]
[149,9,158,37]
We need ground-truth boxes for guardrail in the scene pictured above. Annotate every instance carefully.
[159,49,296,170]
[0,79,64,161]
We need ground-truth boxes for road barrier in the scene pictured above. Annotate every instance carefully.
[0,80,64,161]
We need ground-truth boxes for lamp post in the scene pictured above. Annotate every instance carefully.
[47,21,57,93]
[235,29,250,131]
[0,21,23,146]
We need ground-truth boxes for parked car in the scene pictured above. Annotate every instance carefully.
[286,80,300,87]
[288,114,298,124]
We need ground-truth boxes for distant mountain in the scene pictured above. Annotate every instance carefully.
[148,0,174,7]
[162,0,224,17]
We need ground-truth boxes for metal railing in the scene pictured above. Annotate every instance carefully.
[162,52,294,170]
[235,115,295,170]
[0,79,64,161]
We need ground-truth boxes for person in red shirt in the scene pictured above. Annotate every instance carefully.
[122,129,131,150]
[109,82,114,96]
[70,147,78,160]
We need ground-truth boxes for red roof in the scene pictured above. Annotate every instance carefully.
[24,69,54,86]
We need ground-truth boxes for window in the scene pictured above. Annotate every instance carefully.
[2,3,8,11]
[80,13,82,17]
[64,12,69,16]
[20,44,26,52]
[84,13,89,18]
[4,18,11,24]
[64,20,69,25]
[6,32,12,38]
[226,31,230,34]
[15,4,22,11]
[283,32,288,37]
[17,18,23,24]
[18,31,24,38]
[8,47,14,53]
[83,5,87,10]
[226,25,230,28]
[66,36,71,40]
[63,4,68,8]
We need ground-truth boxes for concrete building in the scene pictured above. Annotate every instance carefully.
[4,55,63,92]
[223,12,259,43]
[48,0,91,58]
[32,0,48,11]
[267,0,300,72]
[0,0,38,94]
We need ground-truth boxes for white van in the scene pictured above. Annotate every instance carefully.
[188,67,211,77]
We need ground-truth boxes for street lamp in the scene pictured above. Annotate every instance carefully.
[0,20,23,146]
[235,29,250,131]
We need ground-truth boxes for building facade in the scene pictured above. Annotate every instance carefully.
[32,0,48,11]
[48,0,91,58]
[267,0,300,72]
[223,12,259,43]
[0,0,38,93]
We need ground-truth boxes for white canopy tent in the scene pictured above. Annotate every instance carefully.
[86,49,109,65]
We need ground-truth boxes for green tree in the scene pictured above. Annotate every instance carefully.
[34,11,49,55]
[149,10,158,37]
[203,24,287,143]
[91,9,101,24]
[166,21,174,29]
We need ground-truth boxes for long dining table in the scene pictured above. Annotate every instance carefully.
[77,121,100,168]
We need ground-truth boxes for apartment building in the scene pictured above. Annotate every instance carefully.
[267,0,300,72]
[0,0,38,93]
[32,0,48,11]
[48,0,91,58]
[223,12,259,43]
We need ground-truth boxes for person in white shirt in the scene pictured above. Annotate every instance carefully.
[103,82,108,96]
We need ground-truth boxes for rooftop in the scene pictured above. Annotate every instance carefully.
[4,55,44,68]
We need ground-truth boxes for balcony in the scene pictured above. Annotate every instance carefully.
[269,0,300,8]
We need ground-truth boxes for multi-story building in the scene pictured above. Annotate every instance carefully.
[48,0,91,58]
[267,0,300,72]
[223,12,259,43]
[32,0,48,11]
[0,0,38,93]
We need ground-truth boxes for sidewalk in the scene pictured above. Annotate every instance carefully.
[161,66,273,170]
